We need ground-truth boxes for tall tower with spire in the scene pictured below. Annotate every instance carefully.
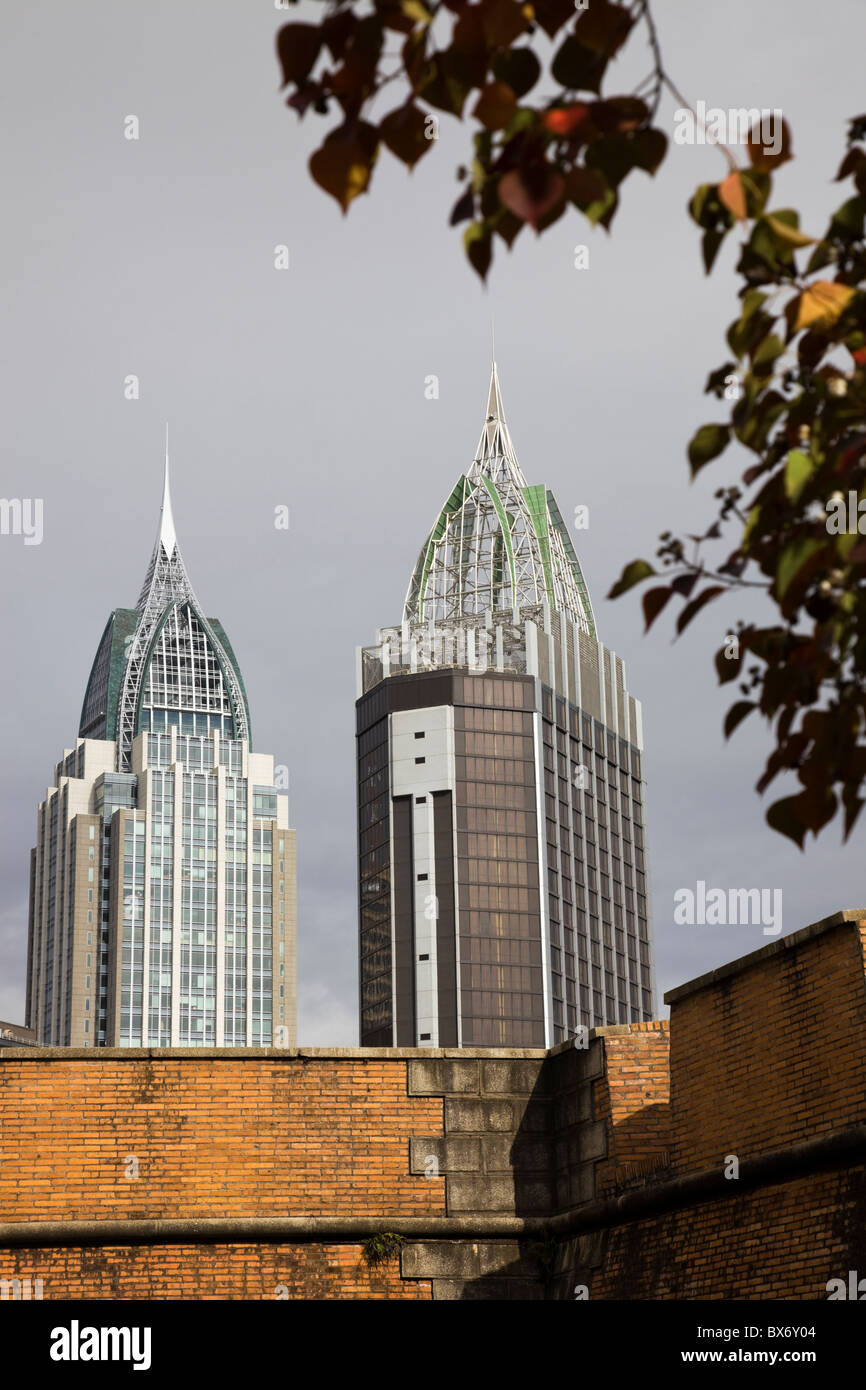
[26,452,297,1048]
[356,364,655,1048]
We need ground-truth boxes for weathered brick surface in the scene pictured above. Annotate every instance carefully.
[0,1056,445,1221]
[561,1166,866,1301]
[668,918,866,1174]
[0,1244,431,1301]
[551,1024,671,1207]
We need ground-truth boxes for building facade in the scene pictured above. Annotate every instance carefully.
[0,1020,37,1048]
[26,461,297,1047]
[357,365,655,1049]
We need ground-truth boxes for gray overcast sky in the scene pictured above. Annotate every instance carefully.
[1,0,864,1040]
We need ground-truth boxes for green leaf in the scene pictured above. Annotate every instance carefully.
[830,195,866,237]
[742,505,761,547]
[775,537,823,598]
[764,211,815,248]
[702,228,726,274]
[688,423,731,476]
[607,559,655,600]
[584,184,617,226]
[805,241,834,275]
[752,333,785,369]
[783,449,814,504]
[463,222,492,280]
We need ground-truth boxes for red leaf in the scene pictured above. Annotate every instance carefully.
[498,166,565,228]
[675,585,726,636]
[747,116,792,172]
[543,103,592,138]
[642,586,673,632]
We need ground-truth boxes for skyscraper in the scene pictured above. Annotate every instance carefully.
[356,364,655,1049]
[26,458,297,1047]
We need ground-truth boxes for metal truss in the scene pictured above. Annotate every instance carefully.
[403,364,597,638]
[114,457,249,770]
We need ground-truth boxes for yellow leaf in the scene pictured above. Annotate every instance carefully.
[793,281,856,332]
[400,0,432,22]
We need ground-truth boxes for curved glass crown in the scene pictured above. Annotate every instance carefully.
[79,453,250,768]
[404,363,596,639]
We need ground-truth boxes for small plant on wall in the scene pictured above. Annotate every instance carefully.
[362,1233,405,1266]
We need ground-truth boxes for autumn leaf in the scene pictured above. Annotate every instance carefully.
[380,103,433,167]
[719,172,747,222]
[724,701,756,739]
[276,24,322,87]
[788,280,856,333]
[498,166,565,227]
[473,82,517,132]
[642,586,673,631]
[543,103,592,138]
[310,131,378,211]
[564,166,606,209]
[747,116,792,172]
[576,0,632,56]
[675,585,725,636]
[492,46,540,97]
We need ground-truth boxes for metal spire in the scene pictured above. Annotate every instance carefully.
[470,359,526,486]
[113,433,250,769]
[158,424,177,558]
[137,428,194,613]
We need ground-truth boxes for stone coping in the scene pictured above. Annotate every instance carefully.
[664,908,866,1005]
[0,1045,551,1062]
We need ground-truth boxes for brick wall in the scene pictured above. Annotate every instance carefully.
[2,911,865,1301]
[666,915,866,1173]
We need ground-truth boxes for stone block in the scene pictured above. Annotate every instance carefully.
[401,1241,481,1280]
[408,1135,482,1174]
[447,1171,515,1213]
[444,1098,514,1132]
[480,1059,547,1096]
[577,1119,607,1162]
[408,1059,480,1096]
